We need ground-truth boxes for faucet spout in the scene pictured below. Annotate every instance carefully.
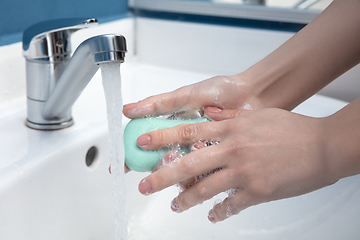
[42,34,126,122]
[22,18,126,130]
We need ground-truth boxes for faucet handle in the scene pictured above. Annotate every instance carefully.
[23,18,98,61]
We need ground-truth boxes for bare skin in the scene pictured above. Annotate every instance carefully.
[122,0,360,223]
[136,100,360,222]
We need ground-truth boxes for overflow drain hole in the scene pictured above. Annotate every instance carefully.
[86,146,98,167]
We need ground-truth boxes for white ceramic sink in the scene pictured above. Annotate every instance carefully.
[0,73,114,239]
[0,62,359,240]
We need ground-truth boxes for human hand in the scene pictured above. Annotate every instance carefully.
[136,108,337,223]
[123,75,264,121]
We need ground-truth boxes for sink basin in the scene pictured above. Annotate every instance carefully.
[0,62,359,240]
[0,72,114,239]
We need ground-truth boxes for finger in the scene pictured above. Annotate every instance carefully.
[125,164,131,173]
[137,121,224,150]
[204,106,252,121]
[152,151,181,173]
[171,169,233,213]
[123,85,194,119]
[208,190,258,223]
[179,141,219,189]
[178,141,209,189]
[181,141,209,187]
[138,144,225,195]
[154,141,214,190]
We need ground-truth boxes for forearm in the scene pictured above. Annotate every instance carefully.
[241,0,360,110]
[325,97,360,182]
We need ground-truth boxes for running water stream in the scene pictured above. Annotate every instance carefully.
[100,62,128,240]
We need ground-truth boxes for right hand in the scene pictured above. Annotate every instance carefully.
[123,74,265,121]
[137,108,336,223]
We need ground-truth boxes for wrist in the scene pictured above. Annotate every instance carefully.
[323,100,360,182]
[229,72,268,111]
[236,59,298,110]
[322,116,342,183]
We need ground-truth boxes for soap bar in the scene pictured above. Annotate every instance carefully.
[124,117,209,172]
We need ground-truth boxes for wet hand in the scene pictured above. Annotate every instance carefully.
[137,108,336,223]
[123,75,263,121]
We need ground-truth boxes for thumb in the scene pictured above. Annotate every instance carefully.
[204,106,252,121]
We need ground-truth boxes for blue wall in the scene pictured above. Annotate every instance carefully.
[0,0,129,46]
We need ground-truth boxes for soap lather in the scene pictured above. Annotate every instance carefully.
[124,117,209,172]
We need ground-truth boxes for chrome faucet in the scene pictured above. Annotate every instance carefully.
[22,18,127,130]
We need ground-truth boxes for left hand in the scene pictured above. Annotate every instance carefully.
[123,75,262,121]
[136,108,337,223]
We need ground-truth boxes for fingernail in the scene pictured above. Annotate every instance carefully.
[163,152,180,165]
[137,135,151,148]
[208,210,217,223]
[123,103,137,108]
[171,198,182,213]
[191,141,206,152]
[124,164,131,173]
[139,178,152,195]
[206,107,222,113]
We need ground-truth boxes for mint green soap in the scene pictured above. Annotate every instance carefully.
[124,117,209,172]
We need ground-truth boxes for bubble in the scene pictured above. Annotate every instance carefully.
[213,199,222,207]
[214,94,220,104]
[160,150,180,168]
[238,102,254,110]
[171,198,181,213]
[226,187,242,198]
[158,143,186,169]
[226,205,234,218]
[162,108,204,120]
[176,183,186,192]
